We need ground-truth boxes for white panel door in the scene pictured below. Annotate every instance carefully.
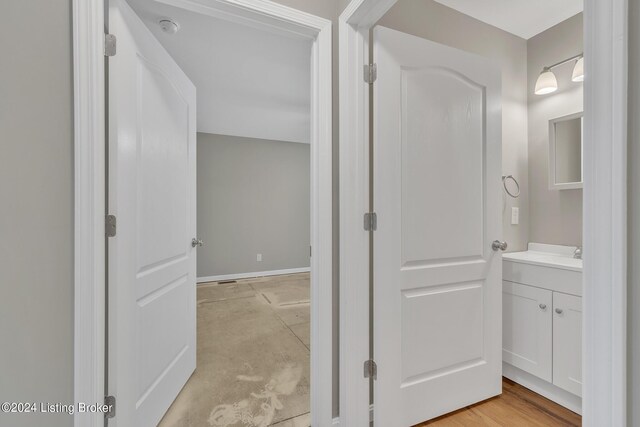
[373,26,502,426]
[553,292,583,396]
[503,281,553,381]
[108,0,197,425]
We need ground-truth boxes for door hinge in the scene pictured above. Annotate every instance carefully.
[364,359,377,380]
[364,212,377,231]
[104,395,116,419]
[364,63,377,84]
[104,34,117,57]
[106,215,117,237]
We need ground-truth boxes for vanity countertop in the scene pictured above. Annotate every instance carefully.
[503,243,583,272]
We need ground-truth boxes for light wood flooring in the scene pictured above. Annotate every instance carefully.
[415,378,581,426]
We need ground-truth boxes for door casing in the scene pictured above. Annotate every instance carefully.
[72,1,333,426]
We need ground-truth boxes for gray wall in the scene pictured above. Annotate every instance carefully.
[197,133,310,277]
[0,2,74,427]
[339,0,350,15]
[628,0,640,423]
[527,14,584,246]
[377,0,531,252]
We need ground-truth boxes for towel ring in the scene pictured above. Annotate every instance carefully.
[502,175,520,198]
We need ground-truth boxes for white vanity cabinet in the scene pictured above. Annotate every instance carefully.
[502,281,552,381]
[502,243,583,413]
[552,292,583,396]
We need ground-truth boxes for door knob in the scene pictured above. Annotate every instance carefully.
[555,308,563,315]
[492,240,508,251]
[191,238,204,248]
[539,304,547,310]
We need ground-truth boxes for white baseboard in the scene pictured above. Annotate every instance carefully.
[197,267,310,284]
[503,362,582,415]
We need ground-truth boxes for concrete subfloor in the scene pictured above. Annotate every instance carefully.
[159,273,311,427]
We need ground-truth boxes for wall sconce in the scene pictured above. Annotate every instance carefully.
[534,53,584,95]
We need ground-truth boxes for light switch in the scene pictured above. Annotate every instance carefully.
[511,207,519,225]
[257,253,262,262]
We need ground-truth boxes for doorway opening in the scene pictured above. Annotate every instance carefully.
[76,0,333,425]
[340,0,625,425]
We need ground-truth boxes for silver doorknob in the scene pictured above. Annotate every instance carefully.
[555,308,564,315]
[492,240,508,251]
[539,304,547,310]
[191,238,204,248]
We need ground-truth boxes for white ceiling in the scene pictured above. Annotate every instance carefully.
[433,0,583,40]
[129,0,312,143]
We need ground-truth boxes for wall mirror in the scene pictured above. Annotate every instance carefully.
[549,112,583,190]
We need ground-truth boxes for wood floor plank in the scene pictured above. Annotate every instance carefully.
[415,378,581,427]
[502,378,581,426]
[472,392,566,427]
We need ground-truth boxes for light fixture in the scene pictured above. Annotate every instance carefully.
[572,57,584,82]
[534,53,584,95]
[534,68,558,95]
[159,19,179,35]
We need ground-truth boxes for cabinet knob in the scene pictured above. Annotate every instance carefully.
[539,303,547,310]
[555,308,564,314]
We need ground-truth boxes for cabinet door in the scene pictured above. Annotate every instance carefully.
[553,292,583,396]
[503,281,553,381]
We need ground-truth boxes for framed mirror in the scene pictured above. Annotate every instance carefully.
[549,112,583,190]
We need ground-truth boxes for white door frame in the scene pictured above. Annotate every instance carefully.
[338,0,628,426]
[72,1,333,426]
[582,0,628,425]
[338,3,397,426]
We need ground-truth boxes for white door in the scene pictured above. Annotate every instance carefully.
[503,282,553,381]
[552,292,583,396]
[108,0,197,425]
[373,26,502,426]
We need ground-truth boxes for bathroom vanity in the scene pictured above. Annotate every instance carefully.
[502,243,582,414]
